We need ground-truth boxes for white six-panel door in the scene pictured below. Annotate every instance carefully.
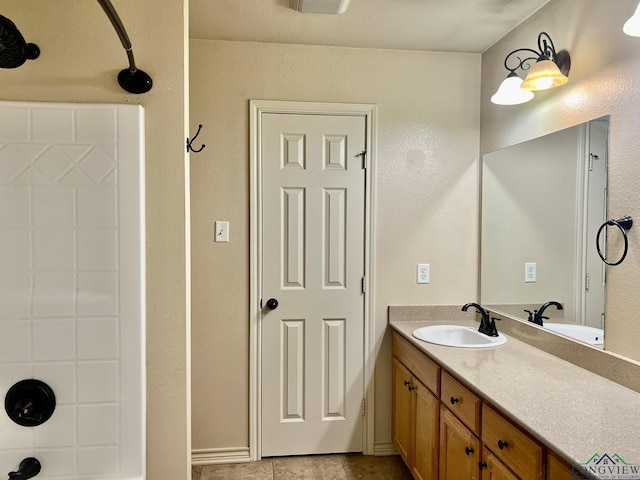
[260,112,366,456]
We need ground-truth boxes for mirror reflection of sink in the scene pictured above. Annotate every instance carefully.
[544,323,604,348]
[412,325,507,348]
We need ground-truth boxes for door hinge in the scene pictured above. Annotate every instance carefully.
[355,150,367,169]
[585,273,590,291]
[361,399,366,416]
[361,276,366,294]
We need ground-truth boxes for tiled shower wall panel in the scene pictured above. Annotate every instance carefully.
[0,102,144,479]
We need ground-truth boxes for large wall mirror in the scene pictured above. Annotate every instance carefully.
[481,116,609,347]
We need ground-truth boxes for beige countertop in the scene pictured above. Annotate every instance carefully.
[390,317,640,477]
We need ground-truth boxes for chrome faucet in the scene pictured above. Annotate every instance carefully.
[462,302,499,337]
[531,301,563,326]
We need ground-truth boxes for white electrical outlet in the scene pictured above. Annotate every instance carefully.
[417,264,430,284]
[525,262,536,283]
[215,221,229,242]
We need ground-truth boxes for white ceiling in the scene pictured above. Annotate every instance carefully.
[190,0,552,54]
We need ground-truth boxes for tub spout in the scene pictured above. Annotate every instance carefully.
[8,458,40,480]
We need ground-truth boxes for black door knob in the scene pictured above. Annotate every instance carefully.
[266,298,279,310]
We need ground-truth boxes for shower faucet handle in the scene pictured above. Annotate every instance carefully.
[13,400,42,422]
[5,379,56,427]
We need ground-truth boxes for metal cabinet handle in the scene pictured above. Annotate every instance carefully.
[465,446,474,456]
[498,439,509,450]
[450,396,459,405]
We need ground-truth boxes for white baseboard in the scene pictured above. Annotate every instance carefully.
[192,443,397,464]
[191,447,251,465]
[373,441,398,456]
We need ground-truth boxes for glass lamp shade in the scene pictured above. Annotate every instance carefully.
[520,58,569,91]
[624,2,640,36]
[491,74,535,105]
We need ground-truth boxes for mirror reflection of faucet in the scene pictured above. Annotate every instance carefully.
[524,301,564,326]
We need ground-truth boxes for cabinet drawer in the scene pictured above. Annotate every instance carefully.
[441,371,481,435]
[482,405,544,480]
[392,332,440,395]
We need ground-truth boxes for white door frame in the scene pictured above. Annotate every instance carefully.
[249,100,377,460]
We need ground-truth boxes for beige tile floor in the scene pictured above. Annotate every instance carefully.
[192,454,413,480]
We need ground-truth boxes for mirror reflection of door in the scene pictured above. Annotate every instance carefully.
[581,119,608,329]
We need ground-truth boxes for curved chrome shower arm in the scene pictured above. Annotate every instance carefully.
[96,0,137,72]
[96,0,152,94]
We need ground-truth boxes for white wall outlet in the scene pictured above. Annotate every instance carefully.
[215,221,229,242]
[417,263,430,284]
[525,262,536,283]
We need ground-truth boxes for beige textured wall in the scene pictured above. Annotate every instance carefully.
[190,40,480,451]
[0,2,191,479]
[481,0,640,360]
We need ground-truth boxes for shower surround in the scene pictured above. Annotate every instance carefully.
[0,102,145,479]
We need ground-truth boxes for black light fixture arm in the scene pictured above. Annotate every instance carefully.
[502,32,570,76]
[503,48,539,75]
[536,31,558,60]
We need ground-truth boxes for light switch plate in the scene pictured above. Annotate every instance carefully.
[215,221,229,243]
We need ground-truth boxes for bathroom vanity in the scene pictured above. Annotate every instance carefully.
[390,307,640,480]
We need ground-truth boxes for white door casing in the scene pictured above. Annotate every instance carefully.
[249,101,377,460]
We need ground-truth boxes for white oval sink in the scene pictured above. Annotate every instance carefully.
[412,325,507,348]
[544,323,604,347]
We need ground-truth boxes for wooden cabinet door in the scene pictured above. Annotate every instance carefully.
[413,380,439,480]
[440,406,480,480]
[392,358,414,466]
[547,453,586,479]
[482,447,519,480]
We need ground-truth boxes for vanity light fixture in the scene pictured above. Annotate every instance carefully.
[624,1,640,36]
[490,72,535,105]
[491,32,571,105]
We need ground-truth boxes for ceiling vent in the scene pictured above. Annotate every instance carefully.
[289,0,351,14]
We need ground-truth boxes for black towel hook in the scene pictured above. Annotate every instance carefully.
[596,215,633,266]
[186,124,206,153]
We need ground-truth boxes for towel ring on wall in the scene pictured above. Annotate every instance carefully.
[596,216,633,266]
